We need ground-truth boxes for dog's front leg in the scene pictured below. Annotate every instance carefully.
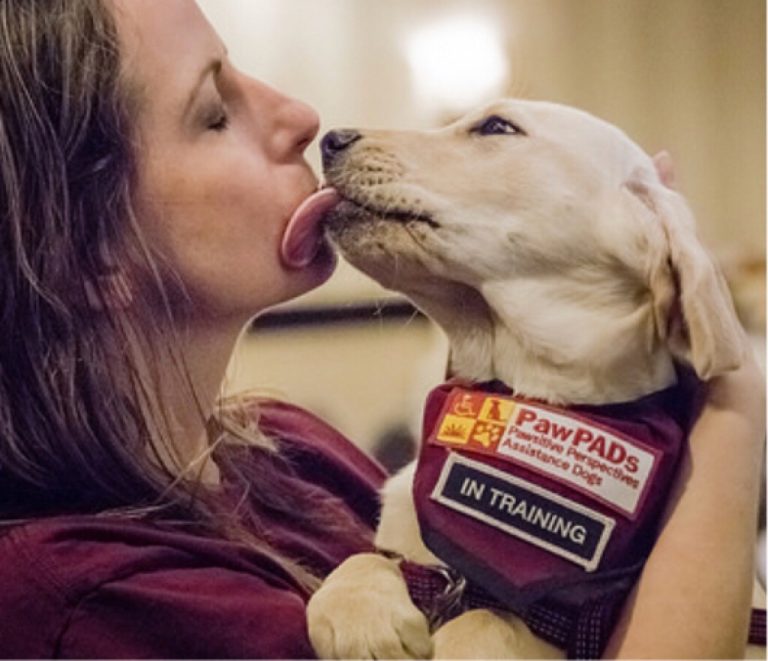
[432,609,563,659]
[306,552,433,659]
[375,462,442,565]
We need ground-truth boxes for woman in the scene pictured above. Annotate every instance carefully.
[0,0,386,656]
[0,0,763,658]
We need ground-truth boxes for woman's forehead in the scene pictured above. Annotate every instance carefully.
[112,0,225,109]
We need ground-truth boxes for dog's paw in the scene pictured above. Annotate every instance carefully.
[307,552,432,659]
[432,609,563,660]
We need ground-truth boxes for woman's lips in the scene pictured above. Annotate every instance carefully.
[280,187,341,269]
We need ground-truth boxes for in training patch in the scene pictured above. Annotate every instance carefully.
[430,388,660,518]
[431,453,616,571]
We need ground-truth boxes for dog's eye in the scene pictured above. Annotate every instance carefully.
[471,115,524,136]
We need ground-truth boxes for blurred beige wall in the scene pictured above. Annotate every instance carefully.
[200,0,765,260]
[516,0,765,254]
[197,0,765,453]
[225,320,449,454]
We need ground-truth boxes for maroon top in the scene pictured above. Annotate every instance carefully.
[0,400,387,659]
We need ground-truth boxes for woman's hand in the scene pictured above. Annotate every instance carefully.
[705,341,765,428]
[607,339,765,659]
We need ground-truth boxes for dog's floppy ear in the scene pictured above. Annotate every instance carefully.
[626,159,744,379]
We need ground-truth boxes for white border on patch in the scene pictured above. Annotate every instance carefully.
[430,452,616,572]
[494,400,659,518]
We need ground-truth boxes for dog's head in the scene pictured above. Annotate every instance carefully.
[322,99,743,390]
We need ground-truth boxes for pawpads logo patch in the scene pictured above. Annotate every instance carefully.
[431,453,615,571]
[431,388,659,517]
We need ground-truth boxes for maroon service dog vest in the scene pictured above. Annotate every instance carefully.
[412,379,694,655]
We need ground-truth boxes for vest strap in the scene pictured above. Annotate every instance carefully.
[399,560,767,658]
[750,608,766,646]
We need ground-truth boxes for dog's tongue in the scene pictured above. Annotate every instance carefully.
[280,187,341,269]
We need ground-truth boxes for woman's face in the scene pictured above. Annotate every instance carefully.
[114,0,337,321]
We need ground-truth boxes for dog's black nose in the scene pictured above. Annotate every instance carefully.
[321,129,361,168]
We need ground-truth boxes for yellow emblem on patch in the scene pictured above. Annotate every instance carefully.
[432,388,517,452]
[478,397,516,424]
[435,414,474,444]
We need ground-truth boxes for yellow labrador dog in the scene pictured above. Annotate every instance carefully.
[306,99,750,659]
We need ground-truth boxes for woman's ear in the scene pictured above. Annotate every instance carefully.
[626,162,745,379]
[84,271,134,311]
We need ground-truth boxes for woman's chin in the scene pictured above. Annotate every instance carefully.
[186,244,339,327]
[311,239,339,282]
[284,239,338,298]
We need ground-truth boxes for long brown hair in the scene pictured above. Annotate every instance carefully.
[0,0,368,592]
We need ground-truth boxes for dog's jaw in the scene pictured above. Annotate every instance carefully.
[407,280,677,406]
[327,208,678,405]
[404,281,498,383]
[478,278,679,405]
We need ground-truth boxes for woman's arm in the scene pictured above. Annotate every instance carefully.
[607,347,765,658]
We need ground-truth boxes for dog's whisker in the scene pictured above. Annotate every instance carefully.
[403,223,430,253]
[392,249,401,290]
[400,307,420,329]
[371,298,386,333]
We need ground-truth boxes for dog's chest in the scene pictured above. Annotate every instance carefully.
[412,380,690,610]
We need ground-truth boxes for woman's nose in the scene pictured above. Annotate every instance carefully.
[320,129,361,169]
[254,81,320,158]
[287,99,320,153]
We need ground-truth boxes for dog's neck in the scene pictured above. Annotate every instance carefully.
[409,276,677,406]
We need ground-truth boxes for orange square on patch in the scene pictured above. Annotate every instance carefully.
[448,391,485,418]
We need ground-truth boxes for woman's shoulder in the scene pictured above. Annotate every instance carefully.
[244,396,388,488]
[251,397,382,462]
[0,515,314,657]
[228,397,388,533]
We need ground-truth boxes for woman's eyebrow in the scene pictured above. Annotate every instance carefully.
[183,58,222,117]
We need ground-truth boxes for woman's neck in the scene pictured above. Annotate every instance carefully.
[172,319,248,485]
[134,316,246,487]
